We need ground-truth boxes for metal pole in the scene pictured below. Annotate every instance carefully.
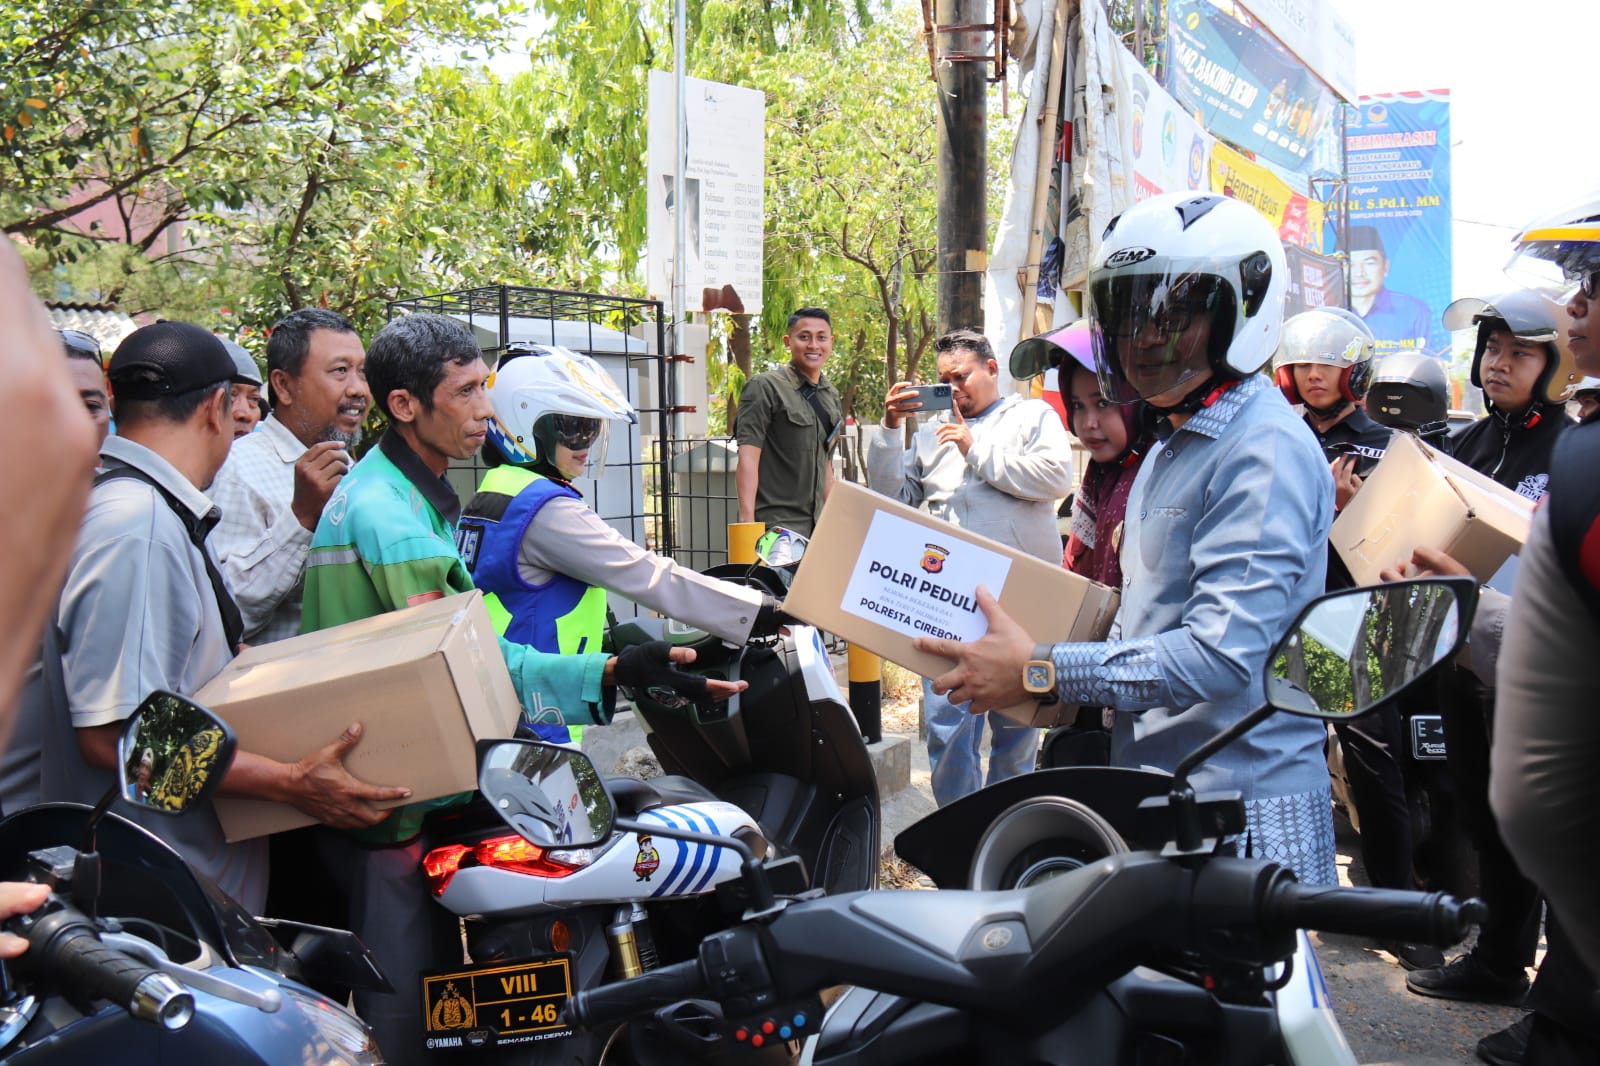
[671,0,688,444]
[934,0,988,332]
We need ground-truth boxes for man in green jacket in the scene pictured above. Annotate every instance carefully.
[301,312,742,1066]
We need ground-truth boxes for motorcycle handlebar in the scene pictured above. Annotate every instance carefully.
[567,959,706,1030]
[18,904,194,1030]
[1265,882,1487,946]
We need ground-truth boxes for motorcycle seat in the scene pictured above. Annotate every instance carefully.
[606,774,720,816]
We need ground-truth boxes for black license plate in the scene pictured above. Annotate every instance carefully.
[421,955,573,1052]
[1411,715,1447,761]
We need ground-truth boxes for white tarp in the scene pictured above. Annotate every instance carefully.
[986,0,1132,388]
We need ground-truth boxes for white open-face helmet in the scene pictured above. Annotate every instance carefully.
[1087,191,1287,406]
[1272,308,1377,406]
[486,344,637,480]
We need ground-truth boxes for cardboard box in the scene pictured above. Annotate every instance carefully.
[1332,431,1534,587]
[201,591,522,841]
[784,481,1120,727]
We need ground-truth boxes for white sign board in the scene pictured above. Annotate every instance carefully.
[647,71,766,313]
[839,510,1014,644]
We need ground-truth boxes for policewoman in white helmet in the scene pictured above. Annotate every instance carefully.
[459,344,786,742]
[1271,308,1391,509]
[915,192,1338,884]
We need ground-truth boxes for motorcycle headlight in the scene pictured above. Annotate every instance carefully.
[286,986,383,1064]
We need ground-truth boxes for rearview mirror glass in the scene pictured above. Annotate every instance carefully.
[1267,579,1474,720]
[477,741,613,848]
[118,691,236,813]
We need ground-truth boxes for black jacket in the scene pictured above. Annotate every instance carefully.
[1308,406,1393,478]
[1446,402,1568,501]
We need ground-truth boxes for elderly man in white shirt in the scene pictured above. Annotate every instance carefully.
[208,308,370,644]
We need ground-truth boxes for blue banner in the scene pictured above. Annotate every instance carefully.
[1163,0,1339,173]
[1338,92,1453,359]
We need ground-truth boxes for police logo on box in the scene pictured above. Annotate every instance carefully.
[920,543,950,574]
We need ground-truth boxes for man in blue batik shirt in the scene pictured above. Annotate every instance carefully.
[920,192,1338,885]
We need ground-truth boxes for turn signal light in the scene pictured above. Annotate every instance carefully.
[424,835,585,896]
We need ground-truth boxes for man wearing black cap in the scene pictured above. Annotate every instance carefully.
[1349,225,1436,358]
[25,321,405,914]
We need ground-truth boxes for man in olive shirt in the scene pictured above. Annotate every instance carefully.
[735,307,842,536]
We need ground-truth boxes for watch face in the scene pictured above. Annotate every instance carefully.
[1025,662,1052,691]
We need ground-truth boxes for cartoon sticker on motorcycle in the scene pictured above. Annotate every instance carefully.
[633,833,660,881]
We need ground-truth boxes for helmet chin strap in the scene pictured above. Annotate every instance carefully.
[1142,374,1239,438]
[1304,397,1352,422]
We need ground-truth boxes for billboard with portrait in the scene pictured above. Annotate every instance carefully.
[1338,91,1453,359]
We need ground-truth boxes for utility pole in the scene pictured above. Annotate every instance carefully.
[934,0,989,333]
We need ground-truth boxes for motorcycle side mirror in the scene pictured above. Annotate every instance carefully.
[1156,578,1476,856]
[64,692,235,919]
[117,691,237,815]
[475,740,782,919]
[1265,577,1476,720]
[476,740,613,848]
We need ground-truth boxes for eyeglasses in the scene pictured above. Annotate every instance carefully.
[1576,269,1600,300]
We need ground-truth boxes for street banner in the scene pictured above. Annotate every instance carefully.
[1118,45,1213,203]
[1209,141,1325,252]
[1163,0,1339,173]
[1339,90,1453,358]
[1236,0,1357,103]
[647,71,766,314]
[1284,245,1348,317]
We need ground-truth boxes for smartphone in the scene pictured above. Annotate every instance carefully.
[909,383,954,412]
[1328,441,1381,477]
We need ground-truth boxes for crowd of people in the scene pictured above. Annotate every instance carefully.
[0,185,1596,1065]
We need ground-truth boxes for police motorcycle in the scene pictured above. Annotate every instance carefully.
[467,579,1487,1066]
[419,528,880,1063]
[0,692,388,1064]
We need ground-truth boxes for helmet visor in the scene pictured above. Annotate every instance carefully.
[1087,270,1231,404]
[548,415,611,480]
[1506,221,1600,299]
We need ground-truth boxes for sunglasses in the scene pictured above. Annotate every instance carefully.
[59,329,103,365]
[1577,269,1600,300]
[550,415,603,451]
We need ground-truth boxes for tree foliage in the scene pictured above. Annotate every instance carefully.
[6,0,1012,416]
[1,0,524,332]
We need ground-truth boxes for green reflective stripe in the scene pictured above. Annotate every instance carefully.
[479,465,537,495]
[484,591,513,635]
[556,585,609,655]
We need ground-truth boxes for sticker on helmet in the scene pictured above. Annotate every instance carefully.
[1105,247,1157,268]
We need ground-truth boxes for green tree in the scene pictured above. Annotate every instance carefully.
[2,0,522,329]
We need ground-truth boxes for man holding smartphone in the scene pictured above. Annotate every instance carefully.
[209,308,370,644]
[867,328,1074,804]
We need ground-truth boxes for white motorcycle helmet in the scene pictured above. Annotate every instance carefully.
[1271,308,1377,408]
[1505,190,1600,293]
[1087,191,1287,409]
[486,344,637,481]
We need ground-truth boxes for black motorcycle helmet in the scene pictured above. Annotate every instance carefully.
[1442,289,1579,410]
[1366,349,1450,440]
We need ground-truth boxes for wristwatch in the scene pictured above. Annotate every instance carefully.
[1023,643,1060,705]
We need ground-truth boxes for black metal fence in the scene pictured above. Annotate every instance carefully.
[387,285,676,566]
